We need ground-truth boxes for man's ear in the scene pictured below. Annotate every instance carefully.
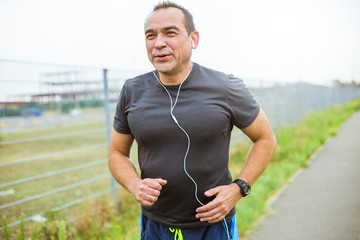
[190,31,200,49]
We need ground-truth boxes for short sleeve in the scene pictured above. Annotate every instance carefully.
[113,81,132,134]
[227,75,260,129]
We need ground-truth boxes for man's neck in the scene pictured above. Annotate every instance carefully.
[158,62,193,86]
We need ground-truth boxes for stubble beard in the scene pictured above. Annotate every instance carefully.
[151,57,191,77]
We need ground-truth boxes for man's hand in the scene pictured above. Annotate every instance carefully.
[132,178,167,206]
[195,183,241,223]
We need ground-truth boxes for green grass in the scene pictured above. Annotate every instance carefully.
[1,120,105,142]
[1,122,106,163]
[0,120,110,235]
[0,110,140,239]
[2,98,360,239]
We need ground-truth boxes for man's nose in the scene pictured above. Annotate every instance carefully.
[154,35,166,48]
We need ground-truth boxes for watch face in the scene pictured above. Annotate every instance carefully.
[234,179,251,197]
[240,181,251,196]
[244,185,251,194]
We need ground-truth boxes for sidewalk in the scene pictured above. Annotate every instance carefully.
[248,111,360,240]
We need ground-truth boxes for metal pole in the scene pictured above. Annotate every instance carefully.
[103,68,120,210]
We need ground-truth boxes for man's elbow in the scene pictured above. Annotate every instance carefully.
[270,133,277,155]
[272,135,277,152]
[108,149,116,169]
[108,145,122,169]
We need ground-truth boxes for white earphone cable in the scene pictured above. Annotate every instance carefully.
[151,67,231,240]
[151,66,204,206]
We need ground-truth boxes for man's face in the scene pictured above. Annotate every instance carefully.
[145,7,194,76]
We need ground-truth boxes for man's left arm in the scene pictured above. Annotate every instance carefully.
[196,108,277,223]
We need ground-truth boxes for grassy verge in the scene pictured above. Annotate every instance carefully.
[231,98,360,237]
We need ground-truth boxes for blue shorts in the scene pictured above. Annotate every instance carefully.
[140,212,240,240]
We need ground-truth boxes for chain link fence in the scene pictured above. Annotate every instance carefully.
[1,59,360,233]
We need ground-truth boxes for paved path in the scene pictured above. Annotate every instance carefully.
[248,111,360,240]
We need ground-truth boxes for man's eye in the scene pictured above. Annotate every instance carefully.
[167,31,176,36]
[146,34,155,39]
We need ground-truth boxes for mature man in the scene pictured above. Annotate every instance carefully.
[108,2,277,239]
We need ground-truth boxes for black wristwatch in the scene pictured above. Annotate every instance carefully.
[233,179,251,197]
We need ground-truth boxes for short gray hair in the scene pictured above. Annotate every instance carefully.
[152,1,196,35]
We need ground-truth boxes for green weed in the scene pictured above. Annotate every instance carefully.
[57,220,67,240]
[2,215,10,240]
[32,221,39,240]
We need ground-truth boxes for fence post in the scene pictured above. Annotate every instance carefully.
[103,68,120,211]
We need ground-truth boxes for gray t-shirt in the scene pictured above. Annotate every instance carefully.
[113,63,260,228]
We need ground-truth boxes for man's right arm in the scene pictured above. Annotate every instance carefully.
[108,129,167,206]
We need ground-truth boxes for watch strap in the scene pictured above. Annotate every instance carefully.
[233,178,251,197]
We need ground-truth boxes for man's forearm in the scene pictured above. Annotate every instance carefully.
[237,135,277,185]
[108,151,141,195]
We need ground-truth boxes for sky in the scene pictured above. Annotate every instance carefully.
[0,0,360,85]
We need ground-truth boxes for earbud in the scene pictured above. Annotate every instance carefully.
[191,40,195,49]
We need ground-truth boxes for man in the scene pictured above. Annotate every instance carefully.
[108,2,277,239]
